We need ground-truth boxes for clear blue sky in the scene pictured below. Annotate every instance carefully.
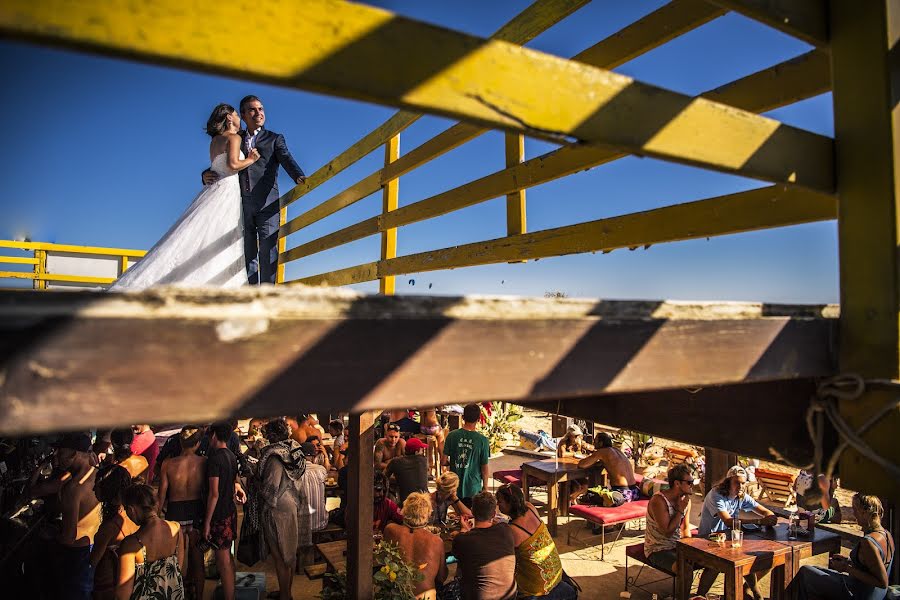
[0,1,837,303]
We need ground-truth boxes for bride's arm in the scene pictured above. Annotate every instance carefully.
[226,134,259,171]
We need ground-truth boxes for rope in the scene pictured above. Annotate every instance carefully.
[768,373,900,481]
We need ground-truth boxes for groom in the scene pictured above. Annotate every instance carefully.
[202,95,305,284]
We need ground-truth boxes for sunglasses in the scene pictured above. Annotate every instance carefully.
[386,424,401,432]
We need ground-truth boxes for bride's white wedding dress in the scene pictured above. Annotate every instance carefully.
[109,152,247,291]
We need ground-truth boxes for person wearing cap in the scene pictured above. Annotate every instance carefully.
[30,432,102,599]
[578,431,641,502]
[557,425,595,506]
[375,423,407,472]
[385,437,429,506]
[697,464,777,599]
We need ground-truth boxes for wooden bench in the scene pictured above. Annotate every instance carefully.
[665,446,697,467]
[754,467,796,507]
[492,468,523,488]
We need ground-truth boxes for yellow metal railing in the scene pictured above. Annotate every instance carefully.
[272,0,835,292]
[0,240,146,289]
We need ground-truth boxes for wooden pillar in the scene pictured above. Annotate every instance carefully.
[276,207,287,284]
[32,249,47,290]
[505,133,526,263]
[347,410,376,598]
[830,0,900,545]
[704,447,737,496]
[379,135,400,295]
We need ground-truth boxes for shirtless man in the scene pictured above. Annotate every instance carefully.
[111,428,149,481]
[384,492,447,599]
[30,432,101,600]
[158,426,207,599]
[287,413,321,445]
[578,432,641,501]
[374,423,406,472]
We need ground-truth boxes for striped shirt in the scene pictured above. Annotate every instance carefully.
[300,462,328,543]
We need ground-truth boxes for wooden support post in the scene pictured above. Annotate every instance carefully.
[704,447,738,496]
[119,255,129,276]
[347,410,376,598]
[379,135,400,295]
[276,206,287,284]
[505,133,526,263]
[32,249,46,290]
[830,0,900,526]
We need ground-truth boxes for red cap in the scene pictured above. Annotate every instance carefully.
[405,438,428,453]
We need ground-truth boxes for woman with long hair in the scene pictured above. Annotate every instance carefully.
[790,493,894,599]
[115,485,185,600]
[91,466,140,600]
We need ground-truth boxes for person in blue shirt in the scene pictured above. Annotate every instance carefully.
[697,465,777,600]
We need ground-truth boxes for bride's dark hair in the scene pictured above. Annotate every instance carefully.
[206,103,236,137]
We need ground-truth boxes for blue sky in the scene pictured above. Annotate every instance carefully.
[0,1,837,303]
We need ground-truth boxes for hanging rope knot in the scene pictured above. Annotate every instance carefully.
[767,373,900,483]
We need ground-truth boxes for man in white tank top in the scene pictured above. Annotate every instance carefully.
[644,464,697,573]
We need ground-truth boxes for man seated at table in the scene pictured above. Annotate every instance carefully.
[374,472,404,532]
[795,471,842,524]
[644,464,695,573]
[577,432,641,501]
[384,492,448,600]
[386,437,429,506]
[697,465,777,600]
[451,491,517,600]
[375,423,406,472]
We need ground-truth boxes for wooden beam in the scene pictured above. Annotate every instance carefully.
[379,135,400,295]
[0,271,115,285]
[0,256,39,265]
[293,185,836,286]
[704,448,739,495]
[527,379,830,468]
[0,0,834,193]
[0,288,837,435]
[705,0,829,47]
[277,0,590,210]
[830,0,900,502]
[505,134,527,239]
[346,410,375,599]
[0,240,146,258]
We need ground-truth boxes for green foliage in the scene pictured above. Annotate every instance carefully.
[614,429,654,468]
[480,402,523,454]
[320,540,423,600]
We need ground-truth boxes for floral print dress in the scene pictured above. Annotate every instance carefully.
[130,534,185,600]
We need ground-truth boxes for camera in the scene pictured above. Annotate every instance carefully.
[197,537,219,553]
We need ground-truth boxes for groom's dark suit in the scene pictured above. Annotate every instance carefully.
[239,127,304,284]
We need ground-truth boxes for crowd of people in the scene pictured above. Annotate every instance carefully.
[15,408,896,600]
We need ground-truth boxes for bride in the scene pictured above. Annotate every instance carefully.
[109,104,260,291]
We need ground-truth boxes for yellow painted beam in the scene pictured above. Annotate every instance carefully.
[0,271,115,285]
[276,207,287,284]
[0,256,39,265]
[280,13,829,244]
[119,255,130,275]
[277,0,590,210]
[706,0,828,47]
[0,0,834,194]
[379,135,400,295]
[292,185,836,287]
[0,240,146,258]
[505,133,527,265]
[33,249,46,290]
[830,0,900,501]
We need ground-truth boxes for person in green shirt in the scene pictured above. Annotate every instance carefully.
[443,404,490,502]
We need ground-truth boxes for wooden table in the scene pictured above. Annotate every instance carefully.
[745,521,842,583]
[521,457,596,537]
[676,537,792,600]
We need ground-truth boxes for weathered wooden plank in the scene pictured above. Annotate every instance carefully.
[0,257,39,265]
[0,271,115,285]
[0,0,834,193]
[706,0,828,47]
[293,185,836,286]
[379,135,400,295]
[346,410,375,599]
[505,134,527,239]
[529,379,827,470]
[830,0,900,503]
[0,240,146,258]
[277,0,590,210]
[0,288,836,435]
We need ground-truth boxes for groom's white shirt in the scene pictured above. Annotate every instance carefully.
[245,127,262,153]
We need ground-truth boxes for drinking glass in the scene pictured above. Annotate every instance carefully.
[731,529,743,548]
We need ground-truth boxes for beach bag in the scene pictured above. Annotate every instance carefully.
[581,487,625,507]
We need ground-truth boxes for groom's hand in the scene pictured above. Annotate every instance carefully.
[296,176,306,185]
[202,169,219,185]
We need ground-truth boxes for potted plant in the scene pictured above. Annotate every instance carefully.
[320,540,423,600]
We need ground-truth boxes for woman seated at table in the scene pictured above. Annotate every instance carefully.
[384,492,448,600]
[430,472,472,525]
[556,425,594,506]
[696,465,777,600]
[495,484,578,600]
[790,493,894,600]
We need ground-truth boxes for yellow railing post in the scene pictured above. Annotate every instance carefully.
[505,133,526,263]
[277,206,287,284]
[33,249,47,290]
[379,135,400,295]
[119,255,129,276]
